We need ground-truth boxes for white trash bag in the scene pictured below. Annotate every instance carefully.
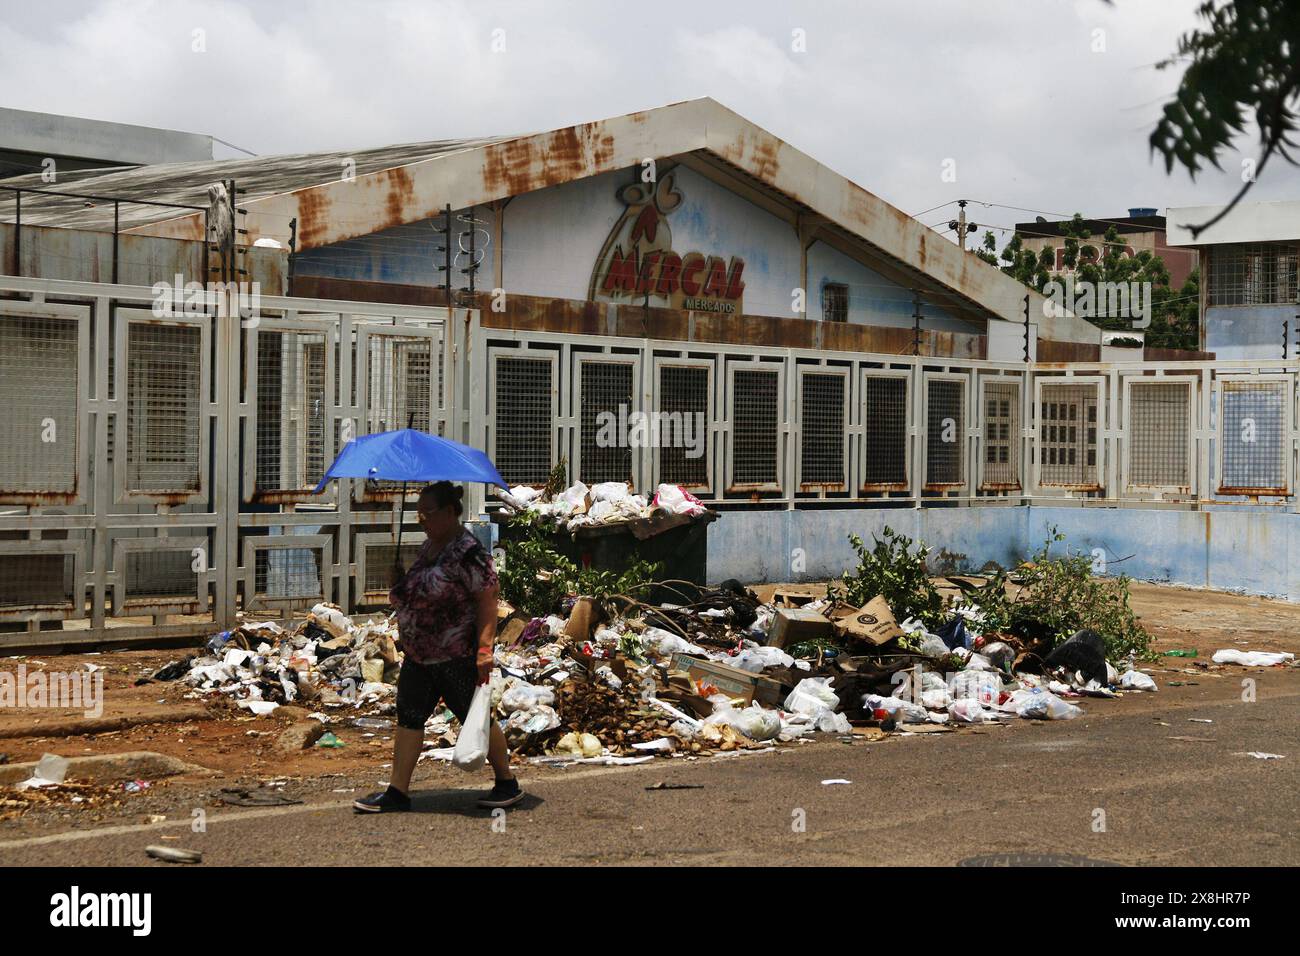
[1118,669,1157,692]
[784,677,840,715]
[453,684,493,772]
[1212,649,1295,667]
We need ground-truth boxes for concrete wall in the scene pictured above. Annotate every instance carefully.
[706,504,1300,601]
[1205,304,1291,361]
[0,222,288,290]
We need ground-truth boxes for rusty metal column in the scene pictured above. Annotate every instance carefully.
[12,189,20,276]
[112,201,119,285]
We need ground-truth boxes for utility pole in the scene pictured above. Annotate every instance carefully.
[948,199,977,251]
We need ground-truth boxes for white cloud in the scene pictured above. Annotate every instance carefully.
[0,0,1295,228]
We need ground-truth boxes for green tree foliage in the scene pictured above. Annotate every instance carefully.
[829,527,944,629]
[497,512,663,617]
[1151,1,1300,237]
[954,530,1153,663]
[976,214,1201,350]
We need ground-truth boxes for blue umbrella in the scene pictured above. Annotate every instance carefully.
[312,429,507,493]
[313,428,507,560]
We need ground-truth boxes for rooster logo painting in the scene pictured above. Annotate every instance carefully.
[588,170,745,314]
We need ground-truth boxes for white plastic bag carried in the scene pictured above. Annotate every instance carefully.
[453,684,493,772]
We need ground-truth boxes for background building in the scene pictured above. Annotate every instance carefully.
[1167,199,1300,359]
[1015,208,1197,289]
[0,107,213,180]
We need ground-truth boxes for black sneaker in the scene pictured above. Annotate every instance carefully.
[477,777,524,809]
[353,786,411,814]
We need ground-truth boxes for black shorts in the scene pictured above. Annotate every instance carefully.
[395,656,479,731]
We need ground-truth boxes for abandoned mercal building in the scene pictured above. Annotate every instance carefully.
[0,98,1296,649]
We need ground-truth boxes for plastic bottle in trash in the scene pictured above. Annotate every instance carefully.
[207,630,232,653]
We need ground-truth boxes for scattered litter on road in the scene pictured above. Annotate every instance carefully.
[646,782,705,790]
[821,778,852,785]
[219,786,303,807]
[1189,718,1214,723]
[145,845,202,864]
[1239,752,1285,760]
[1211,649,1295,667]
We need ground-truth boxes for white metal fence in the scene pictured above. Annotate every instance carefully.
[468,323,1300,511]
[0,276,456,648]
[3,274,1299,647]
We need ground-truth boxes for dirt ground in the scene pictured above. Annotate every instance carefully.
[1,579,1296,833]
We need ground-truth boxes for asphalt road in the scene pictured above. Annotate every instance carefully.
[2,664,1296,867]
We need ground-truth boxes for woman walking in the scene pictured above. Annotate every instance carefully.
[354,481,523,812]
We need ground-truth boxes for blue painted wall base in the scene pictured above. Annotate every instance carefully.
[706,506,1300,601]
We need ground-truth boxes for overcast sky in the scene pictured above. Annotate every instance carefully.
[2,0,1296,241]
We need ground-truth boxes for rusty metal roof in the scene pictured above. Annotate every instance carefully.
[0,98,1099,341]
[0,136,510,232]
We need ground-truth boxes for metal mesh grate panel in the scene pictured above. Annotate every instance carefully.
[926,379,965,486]
[256,330,329,492]
[982,380,1020,488]
[494,355,553,485]
[0,553,74,608]
[863,375,908,486]
[1038,384,1099,487]
[253,547,323,600]
[732,368,780,486]
[0,315,79,493]
[1129,382,1190,488]
[1220,380,1287,492]
[578,361,634,484]
[658,365,709,487]
[126,323,201,492]
[362,542,424,595]
[124,549,198,601]
[366,336,433,432]
[800,372,845,486]
[1208,243,1299,306]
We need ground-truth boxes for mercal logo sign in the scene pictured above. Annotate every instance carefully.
[589,171,745,314]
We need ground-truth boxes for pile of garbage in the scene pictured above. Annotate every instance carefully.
[465,578,1169,763]
[145,604,403,718]
[148,575,1176,765]
[499,480,706,531]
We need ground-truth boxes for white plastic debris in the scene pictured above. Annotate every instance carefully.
[731,645,794,673]
[948,699,1001,723]
[784,677,840,715]
[1119,670,1158,692]
[238,700,280,716]
[500,681,555,713]
[307,603,352,639]
[821,779,852,785]
[1212,649,1295,667]
[15,753,70,791]
[654,483,706,516]
[1009,689,1083,720]
[950,670,1002,705]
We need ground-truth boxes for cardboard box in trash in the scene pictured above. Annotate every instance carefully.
[766,607,835,649]
[668,653,784,707]
[829,596,904,646]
